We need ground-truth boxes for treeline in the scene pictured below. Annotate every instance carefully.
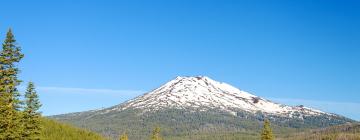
[117,120,275,140]
[0,29,41,139]
[56,107,295,140]
[58,103,354,139]
[119,127,162,140]
[278,123,360,140]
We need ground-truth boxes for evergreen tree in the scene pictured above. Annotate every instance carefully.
[261,119,274,140]
[150,127,162,140]
[119,132,128,140]
[0,29,25,139]
[22,82,42,139]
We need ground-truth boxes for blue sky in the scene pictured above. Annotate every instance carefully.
[0,0,359,120]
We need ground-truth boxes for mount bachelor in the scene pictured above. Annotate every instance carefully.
[53,76,354,139]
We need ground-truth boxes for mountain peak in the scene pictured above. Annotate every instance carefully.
[159,76,254,99]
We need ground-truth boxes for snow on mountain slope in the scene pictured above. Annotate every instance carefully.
[109,76,331,118]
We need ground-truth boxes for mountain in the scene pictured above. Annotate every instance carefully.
[52,76,355,140]
[115,76,330,117]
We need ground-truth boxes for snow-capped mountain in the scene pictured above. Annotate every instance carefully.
[108,76,330,118]
[53,76,354,140]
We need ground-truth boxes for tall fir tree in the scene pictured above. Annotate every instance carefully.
[22,82,42,139]
[119,132,128,140]
[0,29,25,139]
[261,119,274,140]
[150,127,162,140]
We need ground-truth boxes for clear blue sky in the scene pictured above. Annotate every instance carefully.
[0,0,359,120]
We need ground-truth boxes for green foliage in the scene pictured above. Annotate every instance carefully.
[279,123,360,140]
[164,131,259,140]
[261,119,274,140]
[150,127,162,140]
[40,118,106,140]
[119,132,128,140]
[0,28,25,139]
[22,82,42,139]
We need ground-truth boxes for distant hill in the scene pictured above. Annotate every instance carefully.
[52,76,354,139]
[279,123,360,140]
[41,118,106,140]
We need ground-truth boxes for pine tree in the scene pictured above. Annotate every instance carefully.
[22,82,42,139]
[0,29,25,139]
[150,127,162,140]
[261,119,274,140]
[119,132,128,140]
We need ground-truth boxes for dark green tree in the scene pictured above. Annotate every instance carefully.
[150,127,162,140]
[261,119,274,140]
[119,132,128,140]
[0,29,25,139]
[22,82,42,139]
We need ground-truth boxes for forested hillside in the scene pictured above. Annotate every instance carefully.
[41,118,106,140]
[279,123,360,140]
[53,109,303,139]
